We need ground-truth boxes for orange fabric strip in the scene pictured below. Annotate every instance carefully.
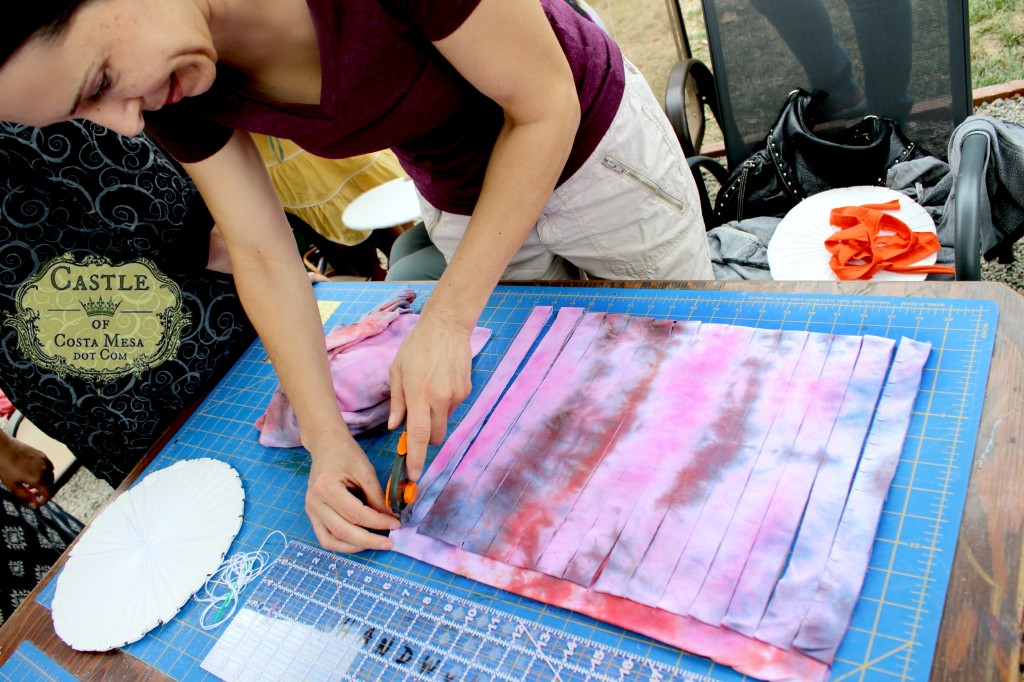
[824,200,955,280]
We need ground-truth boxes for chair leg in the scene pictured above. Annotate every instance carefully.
[995,240,1017,265]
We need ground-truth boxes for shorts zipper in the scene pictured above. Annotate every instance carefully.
[601,155,687,214]
[424,208,442,238]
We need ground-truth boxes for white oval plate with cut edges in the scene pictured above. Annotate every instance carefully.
[767,186,937,281]
[52,458,244,651]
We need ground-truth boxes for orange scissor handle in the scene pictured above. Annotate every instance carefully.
[386,431,417,513]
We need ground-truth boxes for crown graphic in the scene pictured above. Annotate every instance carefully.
[80,297,121,317]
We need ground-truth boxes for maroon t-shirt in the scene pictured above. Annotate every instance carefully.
[145,0,624,215]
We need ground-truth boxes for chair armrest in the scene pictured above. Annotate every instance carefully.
[688,155,729,185]
[687,155,730,229]
[665,58,720,157]
[953,132,990,281]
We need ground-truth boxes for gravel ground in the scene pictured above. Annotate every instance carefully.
[52,97,1024,526]
[51,468,112,523]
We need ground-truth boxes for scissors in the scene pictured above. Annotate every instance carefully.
[385,430,417,514]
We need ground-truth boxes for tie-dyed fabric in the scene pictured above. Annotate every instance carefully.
[392,308,930,681]
[256,289,491,446]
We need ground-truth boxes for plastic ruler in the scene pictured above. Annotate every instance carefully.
[203,540,714,682]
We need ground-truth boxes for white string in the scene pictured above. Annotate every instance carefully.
[193,530,289,630]
[520,626,566,682]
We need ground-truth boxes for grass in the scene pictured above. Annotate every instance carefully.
[969,0,1024,87]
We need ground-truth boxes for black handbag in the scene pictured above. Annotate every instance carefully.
[712,89,930,225]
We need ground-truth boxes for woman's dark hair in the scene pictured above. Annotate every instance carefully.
[1,0,91,66]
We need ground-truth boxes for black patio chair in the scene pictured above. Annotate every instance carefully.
[665,0,993,279]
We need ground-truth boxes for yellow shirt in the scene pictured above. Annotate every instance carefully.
[253,134,406,246]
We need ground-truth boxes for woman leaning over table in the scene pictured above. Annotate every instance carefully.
[0,0,713,554]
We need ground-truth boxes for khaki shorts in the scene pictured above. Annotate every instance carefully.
[418,58,714,281]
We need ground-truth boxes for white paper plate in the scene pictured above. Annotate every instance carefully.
[341,176,421,231]
[53,458,244,651]
[767,186,937,281]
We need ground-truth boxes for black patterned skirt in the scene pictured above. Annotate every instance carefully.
[0,487,82,624]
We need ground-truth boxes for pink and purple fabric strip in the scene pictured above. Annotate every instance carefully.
[410,305,556,525]
[394,307,931,681]
[753,335,895,650]
[792,337,931,662]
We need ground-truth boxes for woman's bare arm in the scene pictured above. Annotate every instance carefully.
[184,130,400,551]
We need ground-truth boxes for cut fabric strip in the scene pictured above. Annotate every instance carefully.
[753,335,894,649]
[825,201,955,280]
[662,328,805,618]
[534,323,756,586]
[457,315,660,560]
[481,317,676,569]
[612,324,762,605]
[409,305,554,525]
[587,321,709,597]
[717,332,835,635]
[496,320,704,572]
[653,329,793,615]
[413,309,598,540]
[613,324,767,609]
[550,318,676,585]
[715,334,862,629]
[444,313,643,552]
[683,330,815,626]
[496,314,653,574]
[792,337,932,663]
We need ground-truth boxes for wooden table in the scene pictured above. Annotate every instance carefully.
[2,280,1023,680]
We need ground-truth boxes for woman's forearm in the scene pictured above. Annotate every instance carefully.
[184,132,353,453]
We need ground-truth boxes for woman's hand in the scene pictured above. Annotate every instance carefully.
[304,430,400,553]
[388,309,475,481]
[0,433,56,508]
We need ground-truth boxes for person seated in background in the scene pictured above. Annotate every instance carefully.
[749,0,913,124]
[385,221,450,282]
[253,135,410,280]
[0,119,256,622]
